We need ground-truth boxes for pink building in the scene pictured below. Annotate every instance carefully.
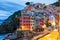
[20,14,31,30]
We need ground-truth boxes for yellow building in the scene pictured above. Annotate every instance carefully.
[30,16,35,31]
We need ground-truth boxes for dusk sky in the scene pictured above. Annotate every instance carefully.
[0,0,58,23]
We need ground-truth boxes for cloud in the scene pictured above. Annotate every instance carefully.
[0,1,24,13]
[0,0,58,21]
[3,0,58,5]
[0,1,24,21]
[0,10,11,20]
[22,0,58,5]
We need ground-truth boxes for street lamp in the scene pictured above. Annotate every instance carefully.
[52,21,55,27]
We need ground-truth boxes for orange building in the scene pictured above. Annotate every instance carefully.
[26,5,35,11]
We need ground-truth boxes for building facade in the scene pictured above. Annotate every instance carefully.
[19,2,52,31]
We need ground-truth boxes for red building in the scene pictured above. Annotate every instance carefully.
[40,18,44,28]
[20,14,31,30]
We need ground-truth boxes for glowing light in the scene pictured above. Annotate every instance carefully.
[52,22,55,26]
[38,29,59,40]
[21,26,31,30]
[21,26,28,30]
[42,24,46,28]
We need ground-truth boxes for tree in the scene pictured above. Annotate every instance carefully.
[0,10,21,33]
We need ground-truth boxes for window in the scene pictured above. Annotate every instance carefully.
[31,18,34,20]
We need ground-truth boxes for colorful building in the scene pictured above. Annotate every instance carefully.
[19,2,57,31]
[30,16,35,31]
[20,14,31,30]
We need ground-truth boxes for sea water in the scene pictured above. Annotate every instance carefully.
[0,34,8,40]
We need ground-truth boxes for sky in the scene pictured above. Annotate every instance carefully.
[2,0,58,5]
[0,0,58,23]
